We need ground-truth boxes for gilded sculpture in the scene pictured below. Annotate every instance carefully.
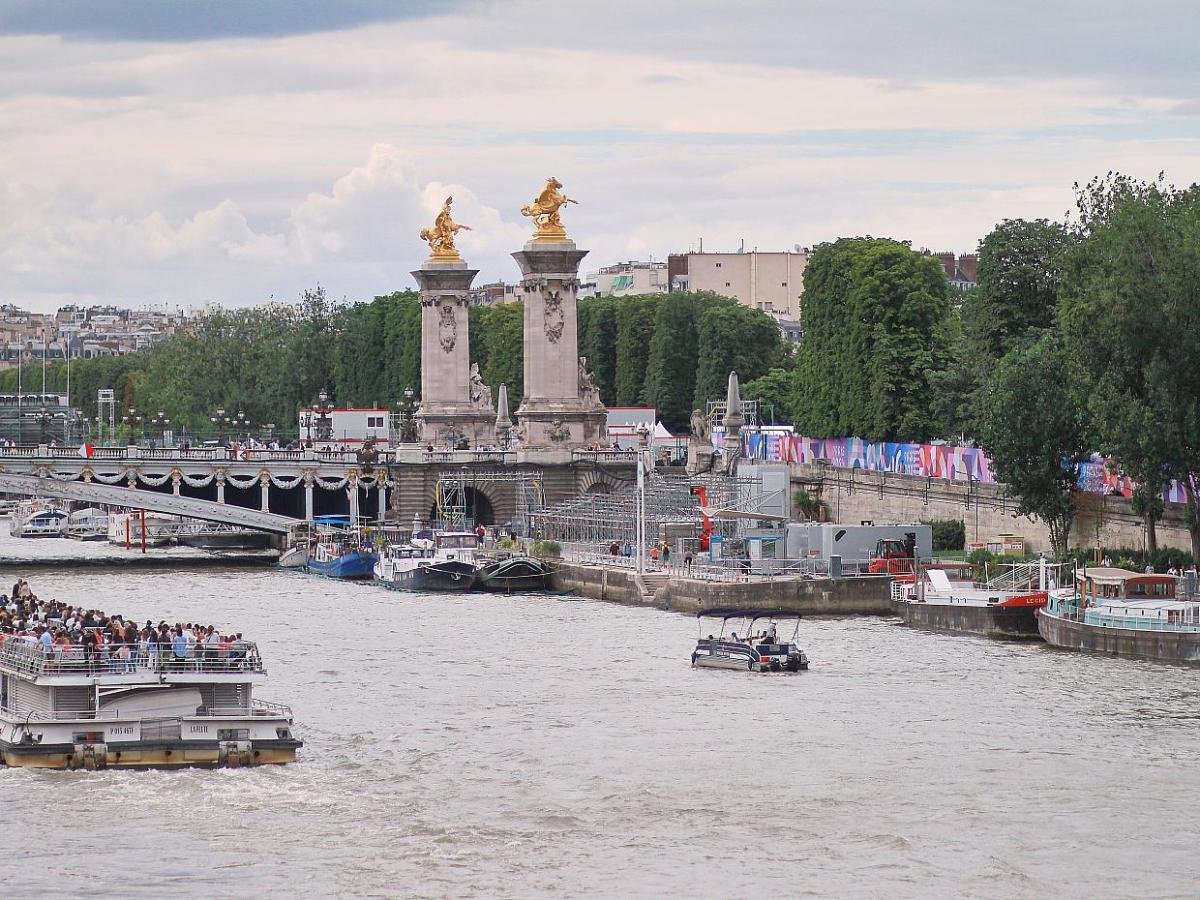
[420,196,471,260]
[521,177,577,240]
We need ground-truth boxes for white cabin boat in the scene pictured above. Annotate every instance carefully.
[107,512,189,547]
[9,502,68,538]
[65,507,110,541]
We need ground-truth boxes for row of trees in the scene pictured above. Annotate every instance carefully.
[4,288,785,437]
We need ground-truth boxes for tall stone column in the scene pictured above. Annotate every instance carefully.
[513,178,607,449]
[413,197,495,447]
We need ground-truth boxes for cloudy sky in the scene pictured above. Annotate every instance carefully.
[1,0,1198,310]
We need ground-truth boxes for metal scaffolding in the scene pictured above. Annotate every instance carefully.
[432,469,545,532]
[531,470,762,546]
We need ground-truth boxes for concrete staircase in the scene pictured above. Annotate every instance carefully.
[639,571,671,603]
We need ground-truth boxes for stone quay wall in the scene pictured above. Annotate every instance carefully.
[548,560,892,616]
[549,561,643,605]
[657,574,893,616]
[791,462,1193,555]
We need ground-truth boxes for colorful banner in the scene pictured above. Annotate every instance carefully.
[738,431,1189,503]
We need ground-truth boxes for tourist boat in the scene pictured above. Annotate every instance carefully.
[1039,567,1200,664]
[0,631,301,769]
[65,507,110,541]
[475,554,549,592]
[691,608,809,672]
[0,499,21,518]
[373,532,480,591]
[9,502,68,538]
[306,529,377,579]
[892,560,1063,640]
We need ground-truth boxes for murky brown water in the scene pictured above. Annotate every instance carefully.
[3,538,1199,898]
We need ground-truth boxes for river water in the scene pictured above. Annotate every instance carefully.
[3,541,1199,899]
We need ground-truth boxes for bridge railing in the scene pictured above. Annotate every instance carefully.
[572,449,637,462]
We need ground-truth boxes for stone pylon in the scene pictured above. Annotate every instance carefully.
[495,382,513,447]
[512,238,606,449]
[719,370,744,475]
[412,258,495,447]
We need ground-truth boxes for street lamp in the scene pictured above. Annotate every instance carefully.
[210,407,231,443]
[233,410,250,442]
[314,389,333,443]
[397,386,418,444]
[122,407,144,444]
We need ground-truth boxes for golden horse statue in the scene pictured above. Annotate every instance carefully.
[420,196,471,259]
[521,177,577,239]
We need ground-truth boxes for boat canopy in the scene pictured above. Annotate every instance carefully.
[696,607,803,621]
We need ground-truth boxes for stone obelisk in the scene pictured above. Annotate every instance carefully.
[513,177,606,448]
[413,196,495,447]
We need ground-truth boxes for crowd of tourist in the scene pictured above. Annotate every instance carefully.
[0,578,257,672]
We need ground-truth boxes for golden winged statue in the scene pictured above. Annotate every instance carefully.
[420,196,471,260]
[521,177,577,240]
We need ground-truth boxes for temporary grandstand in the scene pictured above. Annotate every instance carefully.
[531,469,781,546]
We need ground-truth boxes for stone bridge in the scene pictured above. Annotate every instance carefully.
[0,445,636,529]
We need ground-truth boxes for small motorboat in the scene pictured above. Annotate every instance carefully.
[374,532,479,592]
[475,555,548,592]
[691,608,809,673]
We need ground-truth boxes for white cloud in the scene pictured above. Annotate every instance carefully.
[1,6,1200,309]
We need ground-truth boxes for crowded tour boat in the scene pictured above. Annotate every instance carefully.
[1039,567,1200,664]
[892,560,1065,640]
[0,580,301,769]
[691,608,809,673]
[374,532,480,592]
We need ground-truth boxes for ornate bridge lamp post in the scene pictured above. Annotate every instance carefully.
[301,409,315,447]
[397,386,418,444]
[314,389,334,443]
[150,411,170,446]
[122,408,144,445]
[211,408,231,443]
[233,410,250,443]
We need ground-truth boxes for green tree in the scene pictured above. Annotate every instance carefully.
[578,297,618,406]
[792,238,952,440]
[1061,174,1200,556]
[978,335,1088,558]
[613,296,659,406]
[479,302,524,406]
[741,367,796,423]
[963,218,1072,360]
[692,301,780,409]
[643,292,702,432]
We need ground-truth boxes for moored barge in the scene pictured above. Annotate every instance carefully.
[1039,567,1200,664]
[893,561,1063,640]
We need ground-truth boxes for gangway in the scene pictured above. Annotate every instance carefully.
[0,473,297,534]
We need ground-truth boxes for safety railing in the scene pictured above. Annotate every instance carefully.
[0,638,264,677]
[1082,610,1200,633]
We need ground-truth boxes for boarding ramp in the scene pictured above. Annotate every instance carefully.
[0,473,297,534]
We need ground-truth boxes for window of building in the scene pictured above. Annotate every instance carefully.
[367,415,385,428]
[715,262,722,268]
[725,282,731,288]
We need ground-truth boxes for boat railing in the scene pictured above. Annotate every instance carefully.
[1082,610,1200,633]
[0,638,265,677]
[208,699,294,718]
